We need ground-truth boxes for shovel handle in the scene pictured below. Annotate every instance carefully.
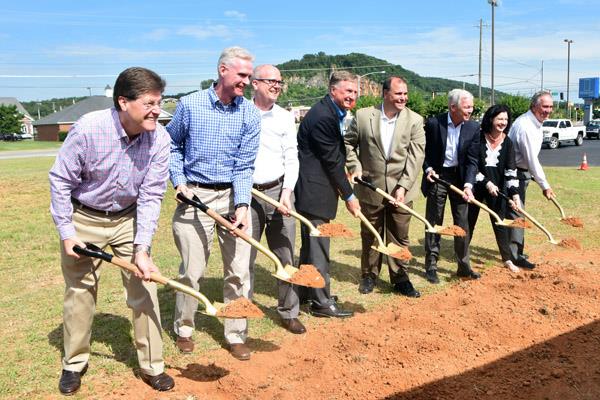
[356,210,385,248]
[73,244,218,314]
[432,176,503,224]
[251,188,320,234]
[550,197,567,219]
[354,177,435,230]
[495,193,558,244]
[177,193,287,274]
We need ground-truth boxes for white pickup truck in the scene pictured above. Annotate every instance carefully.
[542,119,586,149]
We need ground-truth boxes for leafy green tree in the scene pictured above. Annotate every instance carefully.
[0,105,23,133]
[473,98,488,120]
[352,95,380,115]
[425,95,448,118]
[407,91,426,116]
[497,94,530,120]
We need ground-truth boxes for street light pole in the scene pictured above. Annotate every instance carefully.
[357,70,386,98]
[564,39,573,119]
[487,0,498,105]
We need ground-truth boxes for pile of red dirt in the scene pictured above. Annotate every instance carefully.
[389,246,412,262]
[317,223,355,238]
[215,297,264,319]
[438,225,466,237]
[510,217,533,228]
[561,216,584,228]
[288,264,325,288]
[558,237,583,250]
[92,248,600,400]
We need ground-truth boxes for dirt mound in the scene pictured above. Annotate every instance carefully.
[559,237,583,250]
[215,297,263,319]
[561,216,584,228]
[510,217,532,228]
[288,264,325,288]
[93,249,600,400]
[317,223,355,237]
[438,225,466,237]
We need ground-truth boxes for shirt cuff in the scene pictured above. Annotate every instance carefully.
[58,224,77,241]
[346,193,356,202]
[463,183,473,190]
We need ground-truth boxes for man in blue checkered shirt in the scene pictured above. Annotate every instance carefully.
[167,47,261,361]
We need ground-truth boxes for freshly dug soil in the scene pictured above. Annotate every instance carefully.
[510,217,532,228]
[215,297,264,319]
[389,246,412,262]
[317,223,355,238]
[561,216,584,228]
[558,237,582,250]
[438,225,466,237]
[288,264,325,288]
[89,248,600,400]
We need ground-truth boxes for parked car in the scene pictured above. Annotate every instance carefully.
[19,133,33,140]
[2,133,23,141]
[542,119,585,149]
[586,120,600,139]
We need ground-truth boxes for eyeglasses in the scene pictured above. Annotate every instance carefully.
[127,97,162,111]
[254,78,285,87]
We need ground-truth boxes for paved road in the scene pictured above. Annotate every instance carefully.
[539,137,600,167]
[0,149,59,160]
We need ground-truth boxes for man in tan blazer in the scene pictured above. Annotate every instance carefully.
[345,76,425,297]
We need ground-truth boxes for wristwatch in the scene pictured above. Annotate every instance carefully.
[134,244,151,256]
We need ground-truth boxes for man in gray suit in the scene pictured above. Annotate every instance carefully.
[345,76,425,297]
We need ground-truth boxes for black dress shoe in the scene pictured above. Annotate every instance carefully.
[310,302,353,318]
[393,281,421,298]
[281,318,307,334]
[457,270,481,280]
[358,275,376,294]
[59,364,88,396]
[425,269,440,284]
[514,258,536,269]
[138,371,175,391]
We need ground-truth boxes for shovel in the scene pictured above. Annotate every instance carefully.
[496,191,559,245]
[432,176,521,228]
[355,210,412,266]
[177,193,325,288]
[72,244,263,318]
[251,188,331,237]
[354,177,463,237]
[549,197,583,227]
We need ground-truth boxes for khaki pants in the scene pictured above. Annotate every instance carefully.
[61,208,164,376]
[172,186,252,344]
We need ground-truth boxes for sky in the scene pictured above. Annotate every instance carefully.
[1,0,598,104]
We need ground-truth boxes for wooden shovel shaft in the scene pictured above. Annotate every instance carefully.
[251,188,320,233]
[356,210,385,248]
[515,207,558,244]
[446,184,503,224]
[550,197,567,219]
[108,256,217,314]
[203,207,286,272]
[373,187,436,230]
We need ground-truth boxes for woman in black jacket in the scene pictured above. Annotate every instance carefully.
[468,104,522,272]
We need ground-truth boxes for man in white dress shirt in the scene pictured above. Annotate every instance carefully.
[507,90,555,269]
[249,64,305,334]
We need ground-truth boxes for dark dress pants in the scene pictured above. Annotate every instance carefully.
[507,170,530,262]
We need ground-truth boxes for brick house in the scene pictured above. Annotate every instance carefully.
[0,97,35,135]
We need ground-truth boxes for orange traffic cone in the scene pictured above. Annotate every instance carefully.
[579,153,589,170]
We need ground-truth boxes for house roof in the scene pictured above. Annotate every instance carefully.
[0,97,33,119]
[33,96,172,126]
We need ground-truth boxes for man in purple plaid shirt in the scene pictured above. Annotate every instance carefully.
[49,67,174,395]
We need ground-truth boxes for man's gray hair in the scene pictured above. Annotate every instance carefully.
[448,89,473,107]
[530,90,552,109]
[252,64,278,80]
[329,70,357,89]
[217,46,254,70]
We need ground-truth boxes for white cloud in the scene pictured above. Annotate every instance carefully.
[146,28,170,41]
[177,24,233,40]
[224,10,246,21]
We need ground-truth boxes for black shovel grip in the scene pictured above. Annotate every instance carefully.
[177,192,209,212]
[73,243,113,262]
[431,175,453,188]
[496,191,510,201]
[353,176,377,191]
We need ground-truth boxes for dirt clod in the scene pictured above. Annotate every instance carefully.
[389,247,412,261]
[288,264,325,288]
[437,225,466,237]
[559,238,582,250]
[510,217,533,228]
[317,223,355,238]
[561,217,584,228]
[215,297,264,319]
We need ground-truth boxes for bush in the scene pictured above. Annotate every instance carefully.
[58,131,68,142]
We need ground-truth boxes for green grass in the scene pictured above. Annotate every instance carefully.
[0,158,598,398]
[0,140,62,152]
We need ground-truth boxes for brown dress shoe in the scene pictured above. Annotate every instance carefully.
[281,318,306,334]
[138,371,175,392]
[176,335,194,354]
[229,343,251,360]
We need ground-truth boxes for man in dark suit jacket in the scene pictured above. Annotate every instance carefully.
[421,89,480,283]
[295,70,361,318]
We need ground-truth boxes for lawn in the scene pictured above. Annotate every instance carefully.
[0,140,62,152]
[0,156,598,398]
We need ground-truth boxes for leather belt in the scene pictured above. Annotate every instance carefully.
[253,175,284,191]
[188,182,233,190]
[72,197,136,217]
[440,166,458,173]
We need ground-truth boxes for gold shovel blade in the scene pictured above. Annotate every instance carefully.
[371,243,412,262]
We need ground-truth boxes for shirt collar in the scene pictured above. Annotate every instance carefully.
[526,110,542,129]
[447,112,463,129]
[112,108,145,144]
[329,95,347,121]
[381,104,398,123]
[208,83,242,108]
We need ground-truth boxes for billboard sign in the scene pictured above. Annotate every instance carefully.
[579,77,600,99]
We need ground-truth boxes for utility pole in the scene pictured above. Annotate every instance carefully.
[541,60,544,90]
[475,19,489,99]
[488,0,498,105]
[564,39,573,119]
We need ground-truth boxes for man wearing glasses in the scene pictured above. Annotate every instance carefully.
[168,47,261,361]
[249,65,305,334]
[49,67,174,395]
